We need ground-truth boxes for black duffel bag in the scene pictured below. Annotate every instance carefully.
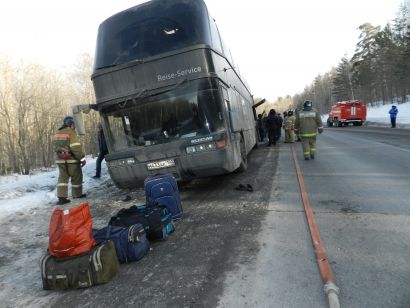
[109,204,174,241]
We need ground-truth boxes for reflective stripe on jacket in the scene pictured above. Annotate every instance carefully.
[294,108,323,137]
[52,127,85,164]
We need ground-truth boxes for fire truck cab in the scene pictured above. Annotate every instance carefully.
[327,100,366,127]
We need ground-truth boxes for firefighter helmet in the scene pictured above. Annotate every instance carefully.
[303,100,313,109]
[288,110,294,116]
[63,116,75,127]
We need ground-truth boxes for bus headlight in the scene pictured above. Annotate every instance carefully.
[107,157,135,167]
[186,141,221,154]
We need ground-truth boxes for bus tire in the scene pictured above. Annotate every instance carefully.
[238,137,247,172]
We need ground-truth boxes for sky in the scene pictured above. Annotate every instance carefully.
[0,0,404,102]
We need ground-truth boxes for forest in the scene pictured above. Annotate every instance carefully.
[0,54,98,175]
[262,2,410,116]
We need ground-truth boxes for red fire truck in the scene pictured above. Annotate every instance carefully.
[327,100,367,127]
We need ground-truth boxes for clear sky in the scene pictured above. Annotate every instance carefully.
[0,0,404,101]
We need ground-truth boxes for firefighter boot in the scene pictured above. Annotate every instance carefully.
[73,194,87,199]
[310,153,315,160]
[57,197,71,205]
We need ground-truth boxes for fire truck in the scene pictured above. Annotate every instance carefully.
[327,100,367,127]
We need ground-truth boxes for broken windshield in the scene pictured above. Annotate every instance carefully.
[102,81,225,152]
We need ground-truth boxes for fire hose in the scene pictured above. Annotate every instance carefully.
[291,144,340,308]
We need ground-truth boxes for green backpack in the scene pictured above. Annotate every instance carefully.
[40,240,120,290]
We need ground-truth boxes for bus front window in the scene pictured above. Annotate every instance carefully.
[103,87,224,152]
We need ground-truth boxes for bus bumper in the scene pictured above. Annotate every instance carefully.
[107,147,237,189]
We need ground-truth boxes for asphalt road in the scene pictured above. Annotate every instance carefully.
[1,126,409,308]
[219,126,410,308]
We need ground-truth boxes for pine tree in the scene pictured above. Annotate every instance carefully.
[332,57,355,101]
[351,23,381,103]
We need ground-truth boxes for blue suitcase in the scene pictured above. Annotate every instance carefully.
[144,174,183,220]
[93,224,150,264]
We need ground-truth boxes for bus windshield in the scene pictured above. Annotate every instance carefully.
[94,0,211,69]
[103,82,225,152]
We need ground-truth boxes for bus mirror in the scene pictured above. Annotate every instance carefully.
[73,111,85,135]
[72,104,93,135]
[252,98,266,109]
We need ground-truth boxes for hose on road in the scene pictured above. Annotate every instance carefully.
[290,144,340,308]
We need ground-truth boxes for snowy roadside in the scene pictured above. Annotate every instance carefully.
[321,100,410,128]
[0,156,110,219]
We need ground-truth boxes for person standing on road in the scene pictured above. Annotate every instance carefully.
[276,112,283,143]
[266,109,280,146]
[389,105,398,128]
[284,110,296,143]
[93,122,108,179]
[52,116,86,205]
[294,100,323,160]
[257,114,266,142]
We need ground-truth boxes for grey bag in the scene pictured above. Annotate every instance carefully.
[40,240,120,290]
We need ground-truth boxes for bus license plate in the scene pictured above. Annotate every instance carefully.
[146,159,175,170]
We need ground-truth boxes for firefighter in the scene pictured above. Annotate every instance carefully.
[284,110,296,143]
[52,116,86,205]
[294,100,323,160]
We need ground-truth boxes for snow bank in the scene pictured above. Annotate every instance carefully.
[321,98,410,125]
[0,156,108,218]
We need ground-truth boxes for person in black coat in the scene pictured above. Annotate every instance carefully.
[93,122,108,179]
[257,114,266,142]
[266,109,280,146]
[276,113,283,142]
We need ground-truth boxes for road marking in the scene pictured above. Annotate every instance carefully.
[291,144,340,307]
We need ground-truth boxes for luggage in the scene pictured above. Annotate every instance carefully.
[48,202,96,257]
[144,174,183,220]
[109,204,174,241]
[40,240,120,290]
[93,224,150,264]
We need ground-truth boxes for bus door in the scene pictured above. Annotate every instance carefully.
[222,86,242,133]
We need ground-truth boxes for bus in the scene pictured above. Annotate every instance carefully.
[74,0,257,188]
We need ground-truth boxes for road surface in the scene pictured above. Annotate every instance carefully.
[0,126,409,308]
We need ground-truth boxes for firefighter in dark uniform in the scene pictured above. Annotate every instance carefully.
[52,116,86,205]
[294,100,323,160]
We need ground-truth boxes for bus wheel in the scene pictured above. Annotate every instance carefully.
[238,137,248,172]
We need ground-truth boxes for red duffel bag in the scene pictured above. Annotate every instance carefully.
[48,202,96,257]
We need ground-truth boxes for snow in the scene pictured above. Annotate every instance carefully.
[366,99,410,125]
[321,98,410,127]
[0,156,109,218]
